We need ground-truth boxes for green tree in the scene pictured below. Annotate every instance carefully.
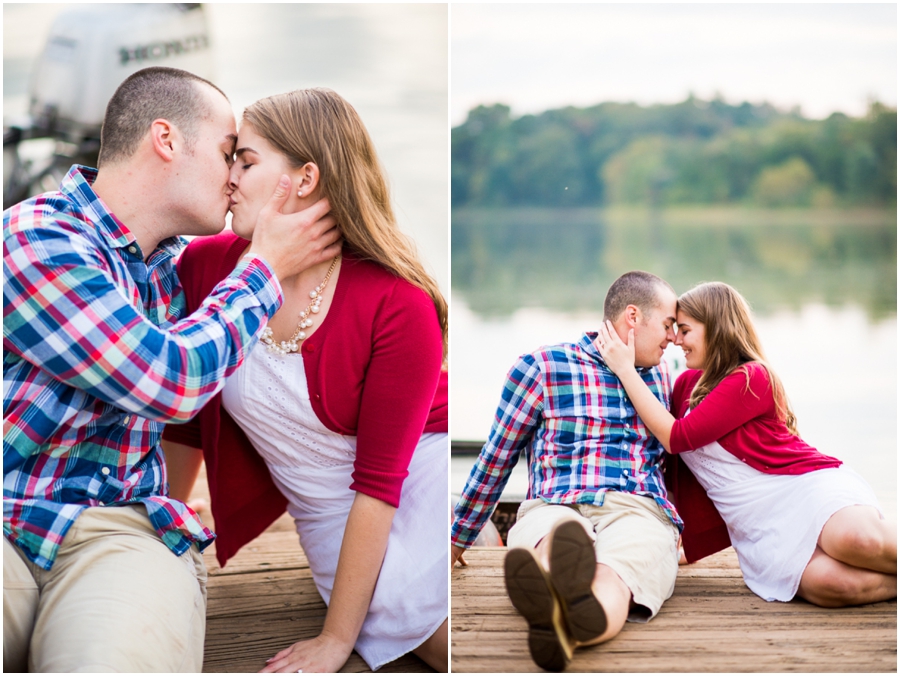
[751,157,817,207]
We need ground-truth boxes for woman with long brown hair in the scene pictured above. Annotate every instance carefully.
[162,88,447,672]
[594,281,895,608]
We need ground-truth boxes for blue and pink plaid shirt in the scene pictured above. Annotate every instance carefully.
[3,165,282,569]
[451,333,683,548]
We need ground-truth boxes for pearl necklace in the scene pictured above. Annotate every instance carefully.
[260,256,340,355]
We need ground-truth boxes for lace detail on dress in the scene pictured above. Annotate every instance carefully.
[221,348,357,471]
[679,408,760,492]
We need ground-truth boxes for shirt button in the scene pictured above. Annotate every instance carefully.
[128,245,138,254]
[101,467,111,476]
[123,415,132,425]
[98,501,106,506]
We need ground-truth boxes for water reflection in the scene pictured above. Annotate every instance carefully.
[452,207,896,319]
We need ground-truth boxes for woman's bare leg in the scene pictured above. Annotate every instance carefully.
[412,618,447,672]
[818,506,896,574]
[798,546,896,607]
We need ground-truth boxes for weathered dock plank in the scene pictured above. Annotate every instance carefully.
[191,470,433,673]
[451,547,897,673]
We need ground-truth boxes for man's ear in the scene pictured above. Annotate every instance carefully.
[148,119,177,161]
[295,162,320,197]
[623,304,640,329]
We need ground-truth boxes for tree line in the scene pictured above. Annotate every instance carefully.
[451,97,896,208]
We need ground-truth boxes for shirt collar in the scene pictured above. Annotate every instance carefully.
[60,165,186,260]
[580,331,653,374]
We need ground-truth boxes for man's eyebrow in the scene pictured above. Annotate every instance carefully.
[224,134,237,150]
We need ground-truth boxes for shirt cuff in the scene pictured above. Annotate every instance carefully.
[450,520,478,549]
[232,255,283,316]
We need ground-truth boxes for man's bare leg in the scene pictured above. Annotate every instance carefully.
[578,564,631,645]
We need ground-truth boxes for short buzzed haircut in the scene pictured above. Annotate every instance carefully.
[603,271,674,321]
[98,67,228,167]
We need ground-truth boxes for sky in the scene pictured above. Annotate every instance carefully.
[451,3,897,125]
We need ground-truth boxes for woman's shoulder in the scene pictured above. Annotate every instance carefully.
[341,250,434,307]
[728,361,771,386]
[178,231,247,295]
[673,369,703,392]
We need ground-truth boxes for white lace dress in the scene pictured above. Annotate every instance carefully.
[221,346,448,670]
[680,411,881,602]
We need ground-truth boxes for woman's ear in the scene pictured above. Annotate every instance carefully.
[295,162,320,197]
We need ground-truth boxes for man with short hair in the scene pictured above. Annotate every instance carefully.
[451,270,682,671]
[3,66,341,672]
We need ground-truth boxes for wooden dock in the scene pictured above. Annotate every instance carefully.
[190,468,433,673]
[451,547,897,673]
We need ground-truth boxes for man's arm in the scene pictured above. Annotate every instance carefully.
[450,354,543,558]
[3,180,338,425]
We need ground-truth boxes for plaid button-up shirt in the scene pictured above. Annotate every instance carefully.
[4,165,282,570]
[452,333,682,548]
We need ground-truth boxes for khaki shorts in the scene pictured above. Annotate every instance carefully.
[4,505,207,673]
[507,491,679,621]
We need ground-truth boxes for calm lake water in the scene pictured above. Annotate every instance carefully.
[3,3,448,293]
[451,207,897,511]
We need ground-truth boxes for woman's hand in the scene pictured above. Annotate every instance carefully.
[259,633,354,673]
[594,320,636,376]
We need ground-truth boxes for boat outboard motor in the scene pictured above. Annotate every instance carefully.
[4,3,215,209]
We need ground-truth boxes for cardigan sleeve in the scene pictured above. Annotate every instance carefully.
[669,363,773,454]
[349,280,444,508]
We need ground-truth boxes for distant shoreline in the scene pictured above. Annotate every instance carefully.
[452,205,897,228]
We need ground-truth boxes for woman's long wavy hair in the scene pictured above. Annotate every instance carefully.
[243,88,448,359]
[678,282,798,435]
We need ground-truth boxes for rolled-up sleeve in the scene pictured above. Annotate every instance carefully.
[349,280,443,508]
[451,354,543,548]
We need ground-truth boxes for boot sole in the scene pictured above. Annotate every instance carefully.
[549,520,608,642]
[504,548,573,672]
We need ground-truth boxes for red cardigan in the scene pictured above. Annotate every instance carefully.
[162,232,447,566]
[665,364,842,563]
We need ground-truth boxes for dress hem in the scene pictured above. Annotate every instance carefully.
[746,500,883,603]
